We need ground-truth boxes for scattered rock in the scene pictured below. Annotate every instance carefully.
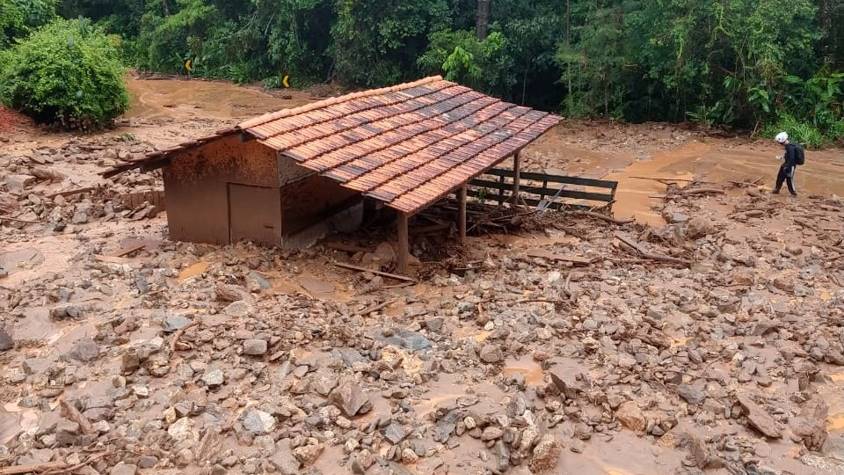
[242,409,276,435]
[329,382,372,417]
[479,344,503,363]
[529,434,561,472]
[242,339,268,356]
[736,393,782,438]
[615,401,646,433]
[790,399,828,450]
[0,328,13,351]
[109,463,138,475]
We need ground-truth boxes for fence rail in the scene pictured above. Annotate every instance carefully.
[468,168,617,211]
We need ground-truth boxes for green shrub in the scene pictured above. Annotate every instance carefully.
[0,18,129,129]
[761,114,825,149]
[0,0,57,47]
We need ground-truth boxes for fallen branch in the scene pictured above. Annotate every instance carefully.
[630,175,710,184]
[46,186,98,199]
[568,210,633,225]
[0,216,39,224]
[59,398,94,435]
[526,249,596,266]
[679,187,725,195]
[43,452,109,475]
[114,243,146,258]
[357,298,398,315]
[332,261,417,283]
[0,462,67,475]
[614,232,692,266]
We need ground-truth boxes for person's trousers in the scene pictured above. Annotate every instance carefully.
[775,164,796,195]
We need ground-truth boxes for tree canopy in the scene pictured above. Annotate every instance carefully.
[1,0,841,143]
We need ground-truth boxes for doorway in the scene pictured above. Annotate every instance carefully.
[227,183,282,246]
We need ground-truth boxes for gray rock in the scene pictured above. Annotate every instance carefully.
[68,338,100,362]
[790,398,828,450]
[736,393,781,438]
[224,300,253,317]
[270,440,301,474]
[202,368,225,387]
[243,339,268,356]
[677,382,706,405]
[0,327,13,351]
[137,455,158,469]
[379,329,432,352]
[329,382,372,417]
[383,422,408,444]
[109,463,138,475]
[162,314,192,333]
[425,317,445,333]
[479,344,503,363]
[481,426,504,441]
[242,409,276,435]
[246,272,271,292]
[529,435,561,472]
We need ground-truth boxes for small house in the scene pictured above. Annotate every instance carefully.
[104,76,561,272]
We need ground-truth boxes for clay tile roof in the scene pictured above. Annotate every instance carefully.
[103,76,561,214]
[239,76,560,213]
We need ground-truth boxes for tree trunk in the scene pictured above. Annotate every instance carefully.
[476,0,491,40]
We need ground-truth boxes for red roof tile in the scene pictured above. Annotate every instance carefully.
[103,76,561,214]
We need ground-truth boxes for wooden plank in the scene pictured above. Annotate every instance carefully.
[466,189,593,210]
[512,152,521,205]
[333,261,416,283]
[458,185,467,243]
[469,179,614,202]
[397,212,409,274]
[526,249,596,266]
[483,168,618,189]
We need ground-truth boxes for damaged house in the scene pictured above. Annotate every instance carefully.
[103,76,561,272]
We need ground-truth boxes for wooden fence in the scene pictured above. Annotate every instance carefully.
[119,190,166,212]
[468,168,617,211]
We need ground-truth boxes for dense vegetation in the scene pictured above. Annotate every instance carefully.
[0,18,128,128]
[1,0,842,143]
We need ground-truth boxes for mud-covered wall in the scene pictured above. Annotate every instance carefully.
[163,135,280,245]
[278,157,361,236]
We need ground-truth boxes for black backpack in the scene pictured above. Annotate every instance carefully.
[794,144,806,165]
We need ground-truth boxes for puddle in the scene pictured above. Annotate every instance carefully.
[604,142,706,226]
[296,274,335,296]
[501,355,544,386]
[178,260,209,281]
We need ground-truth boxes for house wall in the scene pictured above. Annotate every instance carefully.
[279,167,361,236]
[163,134,280,245]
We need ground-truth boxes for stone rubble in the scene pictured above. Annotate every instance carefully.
[1,127,844,475]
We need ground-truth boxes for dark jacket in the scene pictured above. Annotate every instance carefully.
[783,143,799,167]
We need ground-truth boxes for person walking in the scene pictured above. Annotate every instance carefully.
[773,132,801,196]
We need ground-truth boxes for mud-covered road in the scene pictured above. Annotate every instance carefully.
[1,76,844,475]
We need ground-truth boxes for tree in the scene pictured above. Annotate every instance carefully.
[0,18,129,129]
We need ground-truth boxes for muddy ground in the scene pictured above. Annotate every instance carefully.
[1,77,844,475]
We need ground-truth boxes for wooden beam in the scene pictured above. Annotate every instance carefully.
[397,212,409,275]
[458,185,467,243]
[511,152,521,206]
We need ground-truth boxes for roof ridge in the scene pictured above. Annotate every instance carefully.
[238,75,445,131]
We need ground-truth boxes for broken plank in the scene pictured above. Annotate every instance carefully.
[357,298,399,315]
[526,249,596,266]
[46,186,98,199]
[114,243,146,258]
[332,261,417,283]
[614,232,692,266]
[568,210,633,225]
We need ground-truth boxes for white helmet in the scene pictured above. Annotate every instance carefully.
[775,132,789,144]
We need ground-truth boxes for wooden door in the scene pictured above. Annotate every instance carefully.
[227,183,281,246]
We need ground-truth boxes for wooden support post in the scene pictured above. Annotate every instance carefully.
[458,185,467,244]
[497,173,505,206]
[511,152,521,206]
[397,212,409,275]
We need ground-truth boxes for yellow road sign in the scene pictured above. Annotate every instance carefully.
[282,74,290,88]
